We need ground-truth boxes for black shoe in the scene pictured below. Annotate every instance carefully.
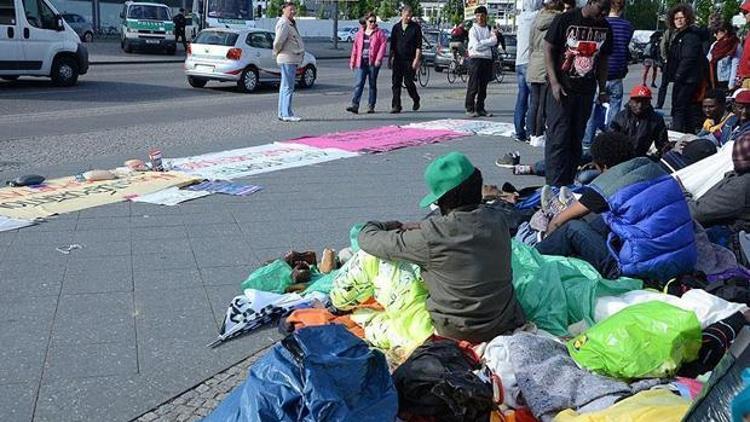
[477,110,494,117]
[412,100,420,111]
[495,152,521,168]
[367,105,375,114]
[651,83,658,88]
[346,105,358,114]
[390,107,402,114]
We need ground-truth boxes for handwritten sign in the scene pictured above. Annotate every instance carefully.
[404,119,516,137]
[285,126,466,153]
[165,143,358,180]
[0,171,198,219]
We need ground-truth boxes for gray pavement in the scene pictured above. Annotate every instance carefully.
[0,61,650,421]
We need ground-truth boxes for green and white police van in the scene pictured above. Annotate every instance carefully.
[120,1,176,54]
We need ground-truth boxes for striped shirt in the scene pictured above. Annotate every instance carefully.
[606,16,634,81]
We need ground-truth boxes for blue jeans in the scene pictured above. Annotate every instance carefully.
[582,79,623,148]
[514,64,530,140]
[278,63,297,118]
[351,65,381,108]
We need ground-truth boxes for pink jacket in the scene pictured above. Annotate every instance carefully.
[349,28,387,69]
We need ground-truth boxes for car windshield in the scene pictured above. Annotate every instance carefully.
[195,30,239,45]
[206,0,253,20]
[128,5,171,20]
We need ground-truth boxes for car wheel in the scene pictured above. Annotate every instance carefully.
[238,68,259,93]
[83,31,94,43]
[187,76,208,88]
[50,56,79,87]
[0,76,19,82]
[299,65,316,89]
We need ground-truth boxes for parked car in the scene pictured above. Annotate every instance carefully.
[119,1,176,54]
[422,30,449,66]
[336,27,357,42]
[185,28,317,93]
[500,34,516,69]
[62,13,94,42]
[0,0,89,86]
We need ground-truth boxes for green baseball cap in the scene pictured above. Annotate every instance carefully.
[419,151,476,208]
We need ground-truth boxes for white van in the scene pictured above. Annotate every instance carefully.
[0,0,89,86]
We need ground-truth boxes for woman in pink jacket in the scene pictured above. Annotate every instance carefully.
[347,12,388,114]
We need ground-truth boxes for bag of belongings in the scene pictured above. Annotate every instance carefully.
[203,325,398,422]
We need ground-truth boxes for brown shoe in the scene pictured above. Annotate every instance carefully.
[319,248,337,274]
[291,262,312,283]
[284,250,317,267]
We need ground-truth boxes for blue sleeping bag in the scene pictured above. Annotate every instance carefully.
[203,325,398,422]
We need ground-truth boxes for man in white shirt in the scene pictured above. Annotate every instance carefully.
[465,6,500,117]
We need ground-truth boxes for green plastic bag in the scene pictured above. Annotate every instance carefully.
[350,223,365,252]
[567,301,702,380]
[303,270,339,295]
[240,259,293,294]
[511,241,642,336]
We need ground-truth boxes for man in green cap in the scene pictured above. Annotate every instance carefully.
[357,151,526,343]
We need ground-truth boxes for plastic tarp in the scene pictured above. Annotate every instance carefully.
[673,140,733,199]
[240,259,293,294]
[568,301,702,380]
[510,241,643,336]
[554,390,690,422]
[204,325,398,422]
[329,250,434,354]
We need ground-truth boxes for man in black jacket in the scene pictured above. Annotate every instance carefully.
[609,84,668,156]
[173,8,188,51]
[389,6,422,113]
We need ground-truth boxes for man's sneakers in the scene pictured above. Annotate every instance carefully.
[390,107,402,114]
[279,116,302,122]
[346,105,359,114]
[466,110,479,118]
[412,99,421,111]
[495,152,521,168]
[367,105,375,114]
[477,110,494,117]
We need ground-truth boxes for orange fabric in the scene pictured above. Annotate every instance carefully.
[286,308,365,338]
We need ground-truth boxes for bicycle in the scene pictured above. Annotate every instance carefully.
[493,58,504,84]
[446,49,468,84]
[401,60,430,89]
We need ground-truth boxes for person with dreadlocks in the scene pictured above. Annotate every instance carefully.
[357,152,526,343]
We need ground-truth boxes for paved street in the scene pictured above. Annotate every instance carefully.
[0,59,649,421]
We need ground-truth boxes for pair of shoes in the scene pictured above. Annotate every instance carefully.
[367,105,375,114]
[413,99,421,111]
[279,116,302,122]
[495,151,521,168]
[513,164,534,175]
[390,107,402,114]
[477,110,494,117]
[466,110,479,118]
[346,105,359,114]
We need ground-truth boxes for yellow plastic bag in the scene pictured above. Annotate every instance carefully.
[554,390,690,422]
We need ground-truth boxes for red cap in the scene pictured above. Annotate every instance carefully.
[629,85,652,99]
[741,0,750,13]
[736,89,750,104]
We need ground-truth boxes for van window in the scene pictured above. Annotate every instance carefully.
[195,30,238,46]
[22,0,56,30]
[127,5,171,21]
[0,0,16,25]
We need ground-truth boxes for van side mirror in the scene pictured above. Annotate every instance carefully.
[56,15,65,31]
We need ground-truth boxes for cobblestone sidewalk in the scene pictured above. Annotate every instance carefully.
[134,346,271,422]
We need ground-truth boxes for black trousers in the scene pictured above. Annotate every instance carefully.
[528,82,548,137]
[465,58,492,112]
[391,60,419,109]
[544,88,595,186]
[671,82,702,133]
[175,30,188,50]
[656,78,669,109]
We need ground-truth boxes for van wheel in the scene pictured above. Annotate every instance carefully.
[83,31,94,43]
[1,76,19,82]
[299,65,316,89]
[123,40,132,53]
[187,76,207,88]
[51,56,79,87]
[166,47,176,55]
[238,68,258,93]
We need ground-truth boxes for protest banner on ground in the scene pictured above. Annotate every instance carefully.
[403,119,516,137]
[165,143,358,180]
[285,126,466,153]
[130,186,211,206]
[0,171,198,219]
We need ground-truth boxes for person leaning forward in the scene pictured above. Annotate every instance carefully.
[357,152,527,343]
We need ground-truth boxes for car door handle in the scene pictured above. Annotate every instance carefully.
[6,27,13,38]
[23,27,29,39]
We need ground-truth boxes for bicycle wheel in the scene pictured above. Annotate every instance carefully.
[418,63,430,88]
[459,66,468,83]
[494,62,505,84]
[447,61,457,84]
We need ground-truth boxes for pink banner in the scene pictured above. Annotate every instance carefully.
[284,126,467,153]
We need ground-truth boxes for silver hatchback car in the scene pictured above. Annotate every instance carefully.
[185,28,317,93]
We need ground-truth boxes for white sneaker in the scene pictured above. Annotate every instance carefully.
[280,116,302,122]
[529,134,545,148]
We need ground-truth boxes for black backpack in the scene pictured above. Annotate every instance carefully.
[392,338,493,422]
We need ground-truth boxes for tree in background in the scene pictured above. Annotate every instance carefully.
[267,0,304,17]
[441,0,464,26]
[402,0,423,17]
[377,0,398,19]
[625,0,661,30]
[721,0,741,24]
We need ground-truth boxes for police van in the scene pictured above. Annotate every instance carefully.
[120,1,176,54]
[0,0,88,86]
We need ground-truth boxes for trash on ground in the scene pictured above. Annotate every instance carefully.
[56,244,84,254]
[6,174,45,187]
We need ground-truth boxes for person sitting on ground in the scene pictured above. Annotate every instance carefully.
[609,84,668,156]
[536,131,697,281]
[659,136,717,173]
[357,152,527,343]
[696,89,738,147]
